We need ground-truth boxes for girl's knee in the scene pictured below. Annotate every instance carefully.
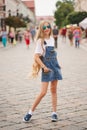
[50,83,57,93]
[40,91,47,98]
[51,89,57,94]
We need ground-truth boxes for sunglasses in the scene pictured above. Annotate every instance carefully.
[42,25,51,30]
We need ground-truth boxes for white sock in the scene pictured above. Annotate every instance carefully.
[28,109,33,115]
[52,112,57,115]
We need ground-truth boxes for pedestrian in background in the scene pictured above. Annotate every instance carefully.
[24,30,31,48]
[18,31,23,43]
[1,27,8,47]
[85,28,87,40]
[53,25,59,48]
[9,30,15,44]
[68,28,73,46]
[73,26,82,48]
[30,27,36,42]
[0,29,2,43]
[23,20,62,122]
[61,27,67,43]
[15,31,19,42]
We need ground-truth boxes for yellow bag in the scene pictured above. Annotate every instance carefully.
[13,39,17,45]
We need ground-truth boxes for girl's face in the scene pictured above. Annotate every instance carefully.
[42,22,51,36]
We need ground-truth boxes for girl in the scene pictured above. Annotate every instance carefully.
[23,21,62,122]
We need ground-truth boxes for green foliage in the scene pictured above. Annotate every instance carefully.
[5,16,26,29]
[54,0,74,28]
[54,0,87,27]
[23,16,31,23]
[67,11,87,24]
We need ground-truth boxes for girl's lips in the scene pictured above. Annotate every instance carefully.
[44,29,50,33]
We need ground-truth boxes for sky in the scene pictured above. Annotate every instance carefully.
[34,0,58,16]
[22,0,58,16]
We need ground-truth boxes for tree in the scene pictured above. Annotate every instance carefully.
[67,11,87,24]
[5,16,26,30]
[23,16,31,23]
[54,0,74,28]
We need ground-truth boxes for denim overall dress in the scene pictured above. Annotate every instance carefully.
[41,46,62,82]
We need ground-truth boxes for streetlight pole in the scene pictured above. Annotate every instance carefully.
[16,9,19,17]
[8,10,11,17]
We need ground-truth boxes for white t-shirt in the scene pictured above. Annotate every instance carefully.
[35,36,54,55]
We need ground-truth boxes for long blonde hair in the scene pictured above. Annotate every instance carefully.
[29,20,52,78]
[35,20,52,41]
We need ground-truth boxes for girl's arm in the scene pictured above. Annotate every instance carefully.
[34,54,50,72]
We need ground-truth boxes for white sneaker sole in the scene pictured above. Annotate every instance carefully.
[23,118,30,123]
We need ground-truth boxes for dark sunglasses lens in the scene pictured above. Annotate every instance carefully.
[43,26,46,30]
[43,25,51,30]
[47,25,51,29]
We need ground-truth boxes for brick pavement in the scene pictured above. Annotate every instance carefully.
[0,39,87,130]
[80,39,87,51]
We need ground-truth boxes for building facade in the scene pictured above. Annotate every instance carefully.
[0,0,5,29]
[22,0,36,25]
[0,0,35,29]
[22,0,35,13]
[74,0,87,12]
[36,16,55,27]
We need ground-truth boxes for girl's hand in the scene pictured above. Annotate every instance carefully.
[43,67,52,73]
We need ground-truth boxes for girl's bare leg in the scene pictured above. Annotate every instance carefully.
[50,80,58,112]
[31,82,49,112]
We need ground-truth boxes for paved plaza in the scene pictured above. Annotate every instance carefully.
[0,38,87,130]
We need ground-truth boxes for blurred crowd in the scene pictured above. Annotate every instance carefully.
[0,24,87,48]
[0,26,36,48]
[54,25,87,48]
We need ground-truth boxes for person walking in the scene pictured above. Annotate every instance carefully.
[53,25,59,48]
[23,20,62,122]
[68,28,73,46]
[61,27,67,43]
[0,29,2,43]
[73,26,82,48]
[1,27,8,47]
[9,30,15,44]
[30,26,36,42]
[24,30,31,48]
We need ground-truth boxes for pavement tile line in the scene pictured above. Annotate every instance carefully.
[80,44,87,51]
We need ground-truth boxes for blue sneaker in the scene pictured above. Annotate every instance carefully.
[23,113,32,122]
[51,114,58,122]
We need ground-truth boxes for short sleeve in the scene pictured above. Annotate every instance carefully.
[34,39,43,55]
